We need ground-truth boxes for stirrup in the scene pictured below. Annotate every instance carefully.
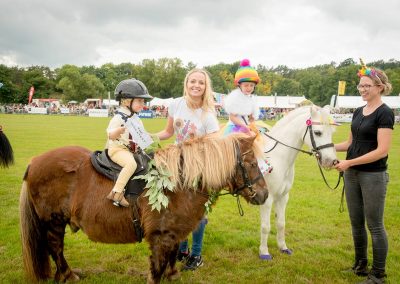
[107,191,129,207]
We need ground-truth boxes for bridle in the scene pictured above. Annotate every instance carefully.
[232,144,264,198]
[264,120,334,157]
[217,143,265,216]
[302,121,335,159]
[263,119,341,190]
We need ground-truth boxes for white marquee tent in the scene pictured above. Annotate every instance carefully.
[256,95,306,109]
[149,95,308,109]
[330,95,400,109]
[149,97,174,108]
[102,99,119,107]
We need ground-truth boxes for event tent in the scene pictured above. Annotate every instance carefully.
[102,99,119,107]
[256,95,306,109]
[330,95,400,109]
[150,95,307,109]
[149,97,174,108]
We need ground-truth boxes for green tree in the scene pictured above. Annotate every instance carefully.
[56,65,105,102]
[0,65,19,103]
[137,58,186,98]
[205,62,240,94]
[273,78,301,96]
[23,66,56,99]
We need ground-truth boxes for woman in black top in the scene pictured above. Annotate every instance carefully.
[335,60,394,284]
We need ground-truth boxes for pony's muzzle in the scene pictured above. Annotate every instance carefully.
[250,188,269,205]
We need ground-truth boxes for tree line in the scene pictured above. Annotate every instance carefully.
[1,58,399,106]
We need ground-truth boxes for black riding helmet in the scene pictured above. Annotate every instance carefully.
[115,79,153,115]
[114,78,153,101]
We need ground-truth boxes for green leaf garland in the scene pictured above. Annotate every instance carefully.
[133,159,175,212]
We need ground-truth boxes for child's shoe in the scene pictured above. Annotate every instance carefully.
[107,191,129,207]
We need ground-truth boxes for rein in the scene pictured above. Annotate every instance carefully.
[262,122,342,191]
[263,131,313,156]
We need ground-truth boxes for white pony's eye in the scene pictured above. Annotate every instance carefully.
[314,130,322,137]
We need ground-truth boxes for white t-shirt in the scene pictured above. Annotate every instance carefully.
[168,97,219,144]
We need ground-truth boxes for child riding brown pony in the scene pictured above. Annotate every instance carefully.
[19,133,268,284]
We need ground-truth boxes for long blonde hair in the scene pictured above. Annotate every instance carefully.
[183,68,215,113]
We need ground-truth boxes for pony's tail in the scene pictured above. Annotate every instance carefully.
[0,127,14,168]
[20,180,51,282]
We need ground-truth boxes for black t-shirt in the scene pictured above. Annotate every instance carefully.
[347,103,394,172]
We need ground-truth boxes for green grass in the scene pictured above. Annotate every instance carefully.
[0,114,399,284]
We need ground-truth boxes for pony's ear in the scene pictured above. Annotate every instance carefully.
[310,104,322,119]
[245,133,257,145]
[322,105,332,113]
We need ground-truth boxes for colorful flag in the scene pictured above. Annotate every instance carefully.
[338,81,346,96]
[28,86,35,103]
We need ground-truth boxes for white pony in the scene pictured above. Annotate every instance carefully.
[258,105,338,260]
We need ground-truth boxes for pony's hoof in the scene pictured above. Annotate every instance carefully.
[259,254,273,260]
[166,270,180,281]
[280,249,293,255]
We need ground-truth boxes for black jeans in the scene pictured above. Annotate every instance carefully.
[344,168,389,271]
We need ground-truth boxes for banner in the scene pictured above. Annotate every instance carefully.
[88,109,109,117]
[338,81,346,96]
[138,110,154,118]
[28,86,35,103]
[28,107,47,114]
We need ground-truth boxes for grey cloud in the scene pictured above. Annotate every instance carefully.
[0,0,399,68]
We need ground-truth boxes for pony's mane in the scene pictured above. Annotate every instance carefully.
[273,106,309,129]
[154,134,260,191]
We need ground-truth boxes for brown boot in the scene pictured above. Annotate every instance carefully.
[107,191,130,207]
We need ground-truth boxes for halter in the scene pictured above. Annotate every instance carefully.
[264,119,334,157]
[216,143,265,216]
[263,118,341,190]
[232,144,263,204]
[302,119,335,159]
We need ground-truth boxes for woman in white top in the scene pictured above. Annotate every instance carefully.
[156,68,219,271]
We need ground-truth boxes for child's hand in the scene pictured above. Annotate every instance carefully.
[109,126,126,140]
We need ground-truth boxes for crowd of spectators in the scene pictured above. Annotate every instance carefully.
[0,102,93,115]
[0,102,305,121]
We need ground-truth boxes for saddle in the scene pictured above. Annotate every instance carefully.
[90,149,152,243]
[90,149,152,197]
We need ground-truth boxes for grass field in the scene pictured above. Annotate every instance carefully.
[0,114,399,284]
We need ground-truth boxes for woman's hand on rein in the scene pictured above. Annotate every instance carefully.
[334,160,352,172]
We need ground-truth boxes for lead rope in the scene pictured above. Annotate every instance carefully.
[315,159,343,190]
[236,195,244,216]
[214,191,245,216]
[339,173,346,213]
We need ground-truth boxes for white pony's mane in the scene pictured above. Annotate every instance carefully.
[272,106,335,134]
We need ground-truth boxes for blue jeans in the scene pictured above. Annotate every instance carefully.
[344,168,389,271]
[179,218,207,257]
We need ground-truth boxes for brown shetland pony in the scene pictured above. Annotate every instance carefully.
[20,133,268,284]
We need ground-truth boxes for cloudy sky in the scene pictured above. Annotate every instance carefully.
[1,0,399,69]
